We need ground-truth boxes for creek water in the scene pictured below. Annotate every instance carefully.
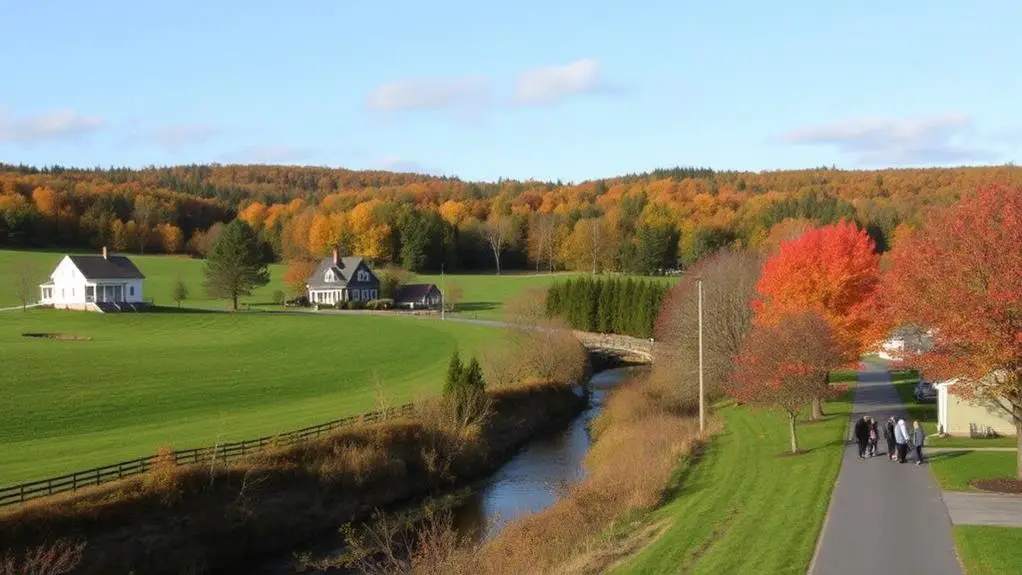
[260,365,640,573]
[449,365,639,542]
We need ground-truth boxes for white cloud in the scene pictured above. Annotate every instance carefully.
[221,145,314,164]
[514,59,606,106]
[142,124,216,152]
[780,114,998,165]
[373,156,442,175]
[366,76,489,114]
[0,108,105,144]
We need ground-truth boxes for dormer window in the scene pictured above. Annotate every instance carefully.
[325,269,336,282]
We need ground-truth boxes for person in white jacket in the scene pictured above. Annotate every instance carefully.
[894,418,910,463]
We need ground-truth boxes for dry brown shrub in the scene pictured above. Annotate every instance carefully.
[463,372,711,575]
[0,538,86,575]
[140,445,181,504]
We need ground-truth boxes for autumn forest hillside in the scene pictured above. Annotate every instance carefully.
[2,162,1020,276]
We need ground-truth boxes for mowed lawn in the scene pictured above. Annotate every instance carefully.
[0,309,501,485]
[955,525,1022,575]
[0,249,288,309]
[415,271,678,320]
[615,388,853,574]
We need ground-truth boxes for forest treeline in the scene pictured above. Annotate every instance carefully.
[2,162,1021,273]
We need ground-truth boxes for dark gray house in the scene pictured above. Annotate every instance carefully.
[306,250,380,306]
[394,283,442,310]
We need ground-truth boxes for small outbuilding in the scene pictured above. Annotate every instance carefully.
[936,374,1017,438]
[394,283,442,310]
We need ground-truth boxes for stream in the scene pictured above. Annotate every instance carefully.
[450,365,639,542]
[261,365,641,573]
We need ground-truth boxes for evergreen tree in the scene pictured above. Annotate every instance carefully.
[202,219,270,311]
[444,350,464,397]
[598,279,615,332]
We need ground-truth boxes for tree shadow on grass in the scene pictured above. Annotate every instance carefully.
[926,450,972,463]
[454,302,500,313]
[148,306,220,314]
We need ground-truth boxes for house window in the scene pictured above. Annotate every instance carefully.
[325,270,335,282]
[357,270,370,282]
[352,290,360,302]
[130,286,135,296]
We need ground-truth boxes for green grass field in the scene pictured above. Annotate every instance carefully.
[954,525,1022,575]
[0,249,289,310]
[0,308,502,485]
[930,451,1017,491]
[614,388,853,573]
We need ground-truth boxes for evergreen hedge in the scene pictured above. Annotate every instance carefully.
[546,276,668,338]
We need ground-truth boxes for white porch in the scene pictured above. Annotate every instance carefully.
[86,283,135,303]
[308,288,379,305]
[310,288,350,305]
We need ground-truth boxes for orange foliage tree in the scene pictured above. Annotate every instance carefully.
[883,184,1022,477]
[283,259,318,296]
[754,221,885,418]
[730,311,846,453]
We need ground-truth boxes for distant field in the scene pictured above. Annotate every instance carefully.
[0,309,502,485]
[0,249,288,309]
[2,249,679,318]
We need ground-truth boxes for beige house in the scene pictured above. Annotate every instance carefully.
[937,377,1017,437]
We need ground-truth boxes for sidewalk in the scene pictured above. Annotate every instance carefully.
[809,361,961,574]
[943,491,1022,527]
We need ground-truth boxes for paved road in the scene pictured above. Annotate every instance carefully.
[810,361,962,575]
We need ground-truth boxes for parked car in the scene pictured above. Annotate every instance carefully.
[914,380,937,402]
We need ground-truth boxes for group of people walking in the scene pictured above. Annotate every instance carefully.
[854,415,926,464]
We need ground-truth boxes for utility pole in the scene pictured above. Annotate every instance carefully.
[698,276,705,432]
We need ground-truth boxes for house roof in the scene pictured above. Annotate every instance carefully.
[306,256,375,289]
[68,255,145,280]
[394,283,439,303]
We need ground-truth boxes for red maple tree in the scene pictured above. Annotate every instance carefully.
[754,221,885,418]
[883,184,1022,477]
[730,311,846,453]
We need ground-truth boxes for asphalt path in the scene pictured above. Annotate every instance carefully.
[809,361,962,574]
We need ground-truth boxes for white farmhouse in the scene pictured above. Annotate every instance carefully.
[40,247,147,312]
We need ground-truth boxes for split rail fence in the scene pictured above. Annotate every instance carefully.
[0,402,416,508]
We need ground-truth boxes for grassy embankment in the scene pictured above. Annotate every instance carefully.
[385,370,855,574]
[0,379,589,575]
[607,371,854,574]
[0,309,501,485]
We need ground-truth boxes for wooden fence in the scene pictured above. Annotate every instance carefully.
[0,402,416,508]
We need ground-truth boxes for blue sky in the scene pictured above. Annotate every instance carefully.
[1,0,1020,182]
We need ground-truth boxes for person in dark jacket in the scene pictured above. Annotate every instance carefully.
[853,416,870,459]
[867,417,879,457]
[884,417,897,461]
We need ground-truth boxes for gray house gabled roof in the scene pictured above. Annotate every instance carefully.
[394,283,440,305]
[306,256,378,289]
[68,255,145,280]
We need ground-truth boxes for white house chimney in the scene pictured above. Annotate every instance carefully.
[332,248,339,265]
[102,246,108,260]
